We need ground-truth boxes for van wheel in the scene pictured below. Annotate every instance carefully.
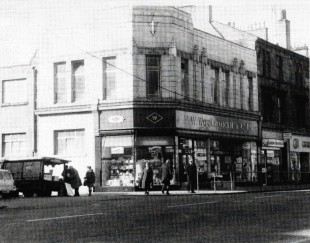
[44,190,52,197]
[23,191,33,197]
[37,190,51,197]
[2,193,10,199]
[10,191,19,197]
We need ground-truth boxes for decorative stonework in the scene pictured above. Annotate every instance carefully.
[232,58,239,73]
[146,112,163,124]
[239,60,246,75]
[149,15,157,36]
[193,45,199,63]
[201,47,208,65]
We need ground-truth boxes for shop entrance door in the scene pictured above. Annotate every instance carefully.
[300,153,310,183]
[179,153,194,183]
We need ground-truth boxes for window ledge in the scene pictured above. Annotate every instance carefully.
[1,102,29,107]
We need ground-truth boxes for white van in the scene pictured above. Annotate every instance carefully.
[0,169,18,198]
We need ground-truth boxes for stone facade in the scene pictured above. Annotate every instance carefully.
[0,65,35,158]
[1,5,262,190]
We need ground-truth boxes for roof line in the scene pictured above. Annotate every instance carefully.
[210,21,225,39]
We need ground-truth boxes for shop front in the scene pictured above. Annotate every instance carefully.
[261,138,285,184]
[288,135,310,184]
[96,108,260,191]
[176,110,260,189]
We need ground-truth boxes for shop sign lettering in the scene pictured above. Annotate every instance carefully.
[290,136,310,152]
[176,111,258,136]
[302,141,310,148]
[108,115,125,124]
[185,115,254,130]
[146,112,163,124]
[262,139,284,147]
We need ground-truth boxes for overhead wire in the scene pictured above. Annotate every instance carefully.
[35,22,212,105]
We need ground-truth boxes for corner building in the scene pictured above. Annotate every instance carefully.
[96,6,260,190]
[3,6,260,191]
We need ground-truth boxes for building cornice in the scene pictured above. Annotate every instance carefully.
[35,104,95,116]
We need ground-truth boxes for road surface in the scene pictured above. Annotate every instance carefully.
[1,190,310,242]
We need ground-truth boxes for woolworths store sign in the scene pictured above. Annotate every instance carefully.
[176,110,258,136]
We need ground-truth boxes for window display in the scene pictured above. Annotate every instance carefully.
[102,147,134,187]
[136,146,174,186]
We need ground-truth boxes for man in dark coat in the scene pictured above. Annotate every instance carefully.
[68,166,82,196]
[84,166,96,196]
[140,163,153,195]
[186,159,197,193]
[161,159,172,195]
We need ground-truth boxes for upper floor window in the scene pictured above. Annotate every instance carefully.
[103,57,116,100]
[72,60,85,102]
[2,133,26,157]
[261,88,286,124]
[2,79,27,104]
[181,58,189,100]
[54,62,67,104]
[211,67,219,104]
[248,77,253,111]
[294,96,307,127]
[295,63,303,87]
[233,74,237,108]
[222,70,229,106]
[275,55,283,81]
[54,129,84,156]
[146,56,160,98]
[263,51,271,78]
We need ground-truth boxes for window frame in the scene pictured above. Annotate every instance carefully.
[211,66,219,104]
[248,76,253,111]
[2,133,27,157]
[102,56,117,100]
[146,55,161,98]
[222,70,230,106]
[71,60,85,102]
[2,78,28,105]
[54,129,85,156]
[54,62,67,104]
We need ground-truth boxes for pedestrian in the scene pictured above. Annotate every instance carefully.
[68,166,82,197]
[61,165,71,184]
[161,159,172,195]
[84,166,96,196]
[186,158,197,193]
[140,163,153,195]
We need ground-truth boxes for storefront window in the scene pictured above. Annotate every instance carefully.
[194,140,207,173]
[209,140,257,182]
[178,138,194,183]
[136,136,175,186]
[101,136,134,187]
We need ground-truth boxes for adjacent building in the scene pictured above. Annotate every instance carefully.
[257,38,310,185]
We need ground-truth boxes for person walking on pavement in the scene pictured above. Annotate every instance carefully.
[84,166,96,196]
[68,166,82,197]
[140,163,153,195]
[161,159,172,195]
[186,158,197,193]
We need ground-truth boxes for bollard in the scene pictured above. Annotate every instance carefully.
[214,175,216,192]
[230,172,233,191]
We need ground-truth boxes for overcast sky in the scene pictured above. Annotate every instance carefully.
[0,0,309,66]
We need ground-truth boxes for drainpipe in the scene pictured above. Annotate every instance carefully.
[33,67,38,156]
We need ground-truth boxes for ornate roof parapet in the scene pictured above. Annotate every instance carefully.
[201,47,208,65]
[193,45,199,63]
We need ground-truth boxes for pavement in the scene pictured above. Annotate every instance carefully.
[91,189,247,196]
[47,189,246,197]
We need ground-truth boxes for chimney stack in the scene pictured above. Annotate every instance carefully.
[209,5,212,22]
[276,9,291,50]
